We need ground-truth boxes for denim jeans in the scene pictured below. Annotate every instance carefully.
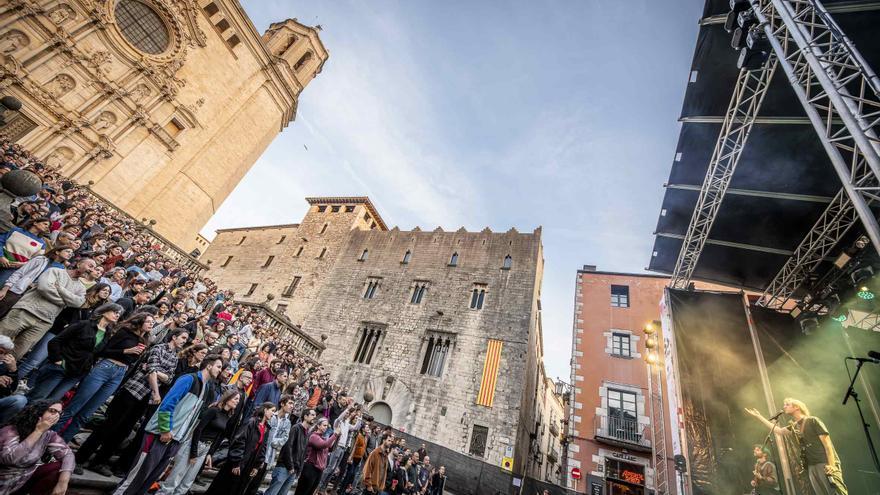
[55,359,128,441]
[26,362,82,402]
[265,465,299,495]
[17,331,54,381]
[0,395,27,423]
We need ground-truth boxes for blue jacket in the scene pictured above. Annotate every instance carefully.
[253,380,282,407]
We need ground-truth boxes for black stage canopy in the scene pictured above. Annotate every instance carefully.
[648,1,880,291]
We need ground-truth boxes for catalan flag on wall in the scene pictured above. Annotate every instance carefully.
[476,339,503,407]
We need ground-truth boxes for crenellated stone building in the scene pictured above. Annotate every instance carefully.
[201,196,546,475]
[0,0,327,250]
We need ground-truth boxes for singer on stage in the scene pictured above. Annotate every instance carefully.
[745,398,848,495]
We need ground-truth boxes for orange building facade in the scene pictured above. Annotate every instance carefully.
[566,266,675,495]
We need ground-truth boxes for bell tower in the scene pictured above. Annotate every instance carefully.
[263,19,329,89]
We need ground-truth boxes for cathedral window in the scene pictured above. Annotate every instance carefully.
[410,282,428,304]
[277,235,286,244]
[448,252,458,267]
[238,236,246,245]
[216,18,231,33]
[294,51,313,71]
[353,326,384,364]
[317,247,327,259]
[317,205,327,213]
[359,249,369,261]
[282,276,301,297]
[420,332,454,377]
[363,278,380,299]
[294,246,304,257]
[262,255,274,268]
[245,283,258,296]
[115,0,170,55]
[402,250,412,264]
[345,206,355,212]
[502,255,512,269]
[320,223,328,234]
[470,284,487,310]
[331,205,340,213]
[203,2,220,15]
[221,256,233,267]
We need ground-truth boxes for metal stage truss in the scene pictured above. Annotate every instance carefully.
[668,0,880,307]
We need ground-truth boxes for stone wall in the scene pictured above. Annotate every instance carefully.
[0,0,327,250]
[303,225,543,472]
[201,196,544,475]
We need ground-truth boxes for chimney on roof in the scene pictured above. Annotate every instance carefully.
[582,264,597,272]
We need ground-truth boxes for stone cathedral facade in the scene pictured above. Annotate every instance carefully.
[202,196,546,474]
[0,0,327,250]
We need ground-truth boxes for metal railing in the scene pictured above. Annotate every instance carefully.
[237,301,325,359]
[594,414,651,449]
[80,181,209,274]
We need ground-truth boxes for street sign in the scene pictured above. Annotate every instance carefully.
[571,467,582,480]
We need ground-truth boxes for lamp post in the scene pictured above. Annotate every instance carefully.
[555,378,575,490]
[644,321,670,495]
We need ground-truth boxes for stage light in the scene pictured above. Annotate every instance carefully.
[831,313,847,323]
[851,266,874,286]
[798,316,819,335]
[737,46,770,71]
[646,351,659,365]
[645,336,658,349]
[855,236,870,249]
[644,322,655,335]
[858,287,874,300]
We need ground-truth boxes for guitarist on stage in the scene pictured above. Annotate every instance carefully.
[749,444,780,494]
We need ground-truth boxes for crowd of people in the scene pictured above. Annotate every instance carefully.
[0,138,447,495]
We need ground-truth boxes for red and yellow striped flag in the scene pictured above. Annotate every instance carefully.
[476,339,503,407]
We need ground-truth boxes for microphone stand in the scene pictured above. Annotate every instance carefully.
[842,358,880,473]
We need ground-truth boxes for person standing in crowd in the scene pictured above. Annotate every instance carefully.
[251,369,288,418]
[0,216,50,285]
[294,417,339,495]
[223,368,254,446]
[26,302,123,401]
[0,400,74,495]
[75,328,189,475]
[340,423,368,495]
[0,246,72,321]
[252,395,295,495]
[0,256,92,359]
[266,408,318,495]
[155,388,241,495]
[16,278,110,383]
[54,312,151,442]
[362,434,393,495]
[318,401,361,493]
[429,466,446,495]
[206,401,276,495]
[0,335,25,423]
[113,353,224,495]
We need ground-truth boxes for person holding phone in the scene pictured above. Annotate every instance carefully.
[54,312,153,441]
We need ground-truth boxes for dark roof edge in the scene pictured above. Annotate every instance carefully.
[215,223,300,233]
[578,269,669,279]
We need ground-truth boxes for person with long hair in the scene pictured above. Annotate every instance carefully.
[14,280,110,383]
[54,312,152,441]
[293,417,339,495]
[26,302,123,401]
[0,400,73,495]
[175,342,208,377]
[206,401,276,495]
[746,397,848,494]
[156,388,241,495]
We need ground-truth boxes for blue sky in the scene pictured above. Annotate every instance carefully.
[202,0,705,381]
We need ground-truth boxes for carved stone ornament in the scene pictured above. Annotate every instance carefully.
[45,146,75,168]
[0,30,30,54]
[130,83,151,103]
[48,4,77,25]
[47,74,76,97]
[93,111,117,131]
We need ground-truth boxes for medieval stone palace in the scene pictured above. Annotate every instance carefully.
[201,196,546,474]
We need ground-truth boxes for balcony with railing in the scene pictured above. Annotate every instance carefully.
[593,414,652,453]
[238,301,325,359]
